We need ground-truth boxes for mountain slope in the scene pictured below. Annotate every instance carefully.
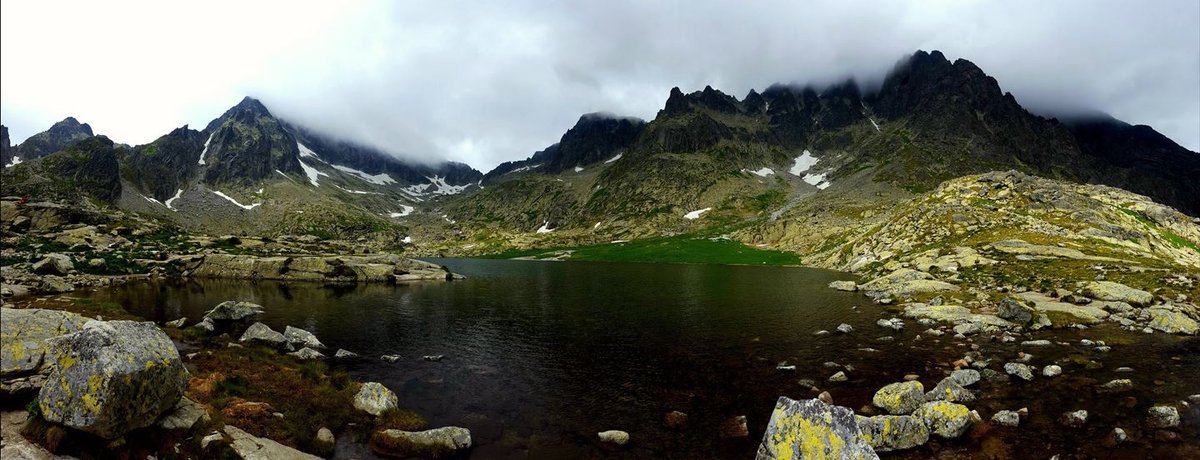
[1,135,122,204]
[2,117,95,167]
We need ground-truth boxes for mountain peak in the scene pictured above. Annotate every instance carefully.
[50,117,94,137]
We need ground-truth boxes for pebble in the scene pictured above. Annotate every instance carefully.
[1042,365,1062,378]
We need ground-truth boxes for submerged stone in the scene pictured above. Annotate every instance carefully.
[755,397,878,460]
[371,426,473,458]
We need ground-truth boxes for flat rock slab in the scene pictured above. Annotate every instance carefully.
[225,425,322,460]
[1,308,92,377]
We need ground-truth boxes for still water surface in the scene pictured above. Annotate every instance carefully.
[90,259,1199,458]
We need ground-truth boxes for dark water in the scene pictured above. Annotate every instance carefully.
[86,259,1199,459]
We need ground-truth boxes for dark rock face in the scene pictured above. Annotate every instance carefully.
[483,113,645,182]
[0,125,12,166]
[202,97,303,185]
[3,136,123,203]
[10,117,95,164]
[121,125,207,200]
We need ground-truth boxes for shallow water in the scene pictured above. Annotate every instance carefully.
[87,259,1199,458]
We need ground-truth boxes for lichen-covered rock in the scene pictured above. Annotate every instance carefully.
[37,276,75,294]
[997,298,1034,325]
[924,377,976,403]
[1082,281,1152,306]
[354,382,398,416]
[598,430,630,446]
[39,320,189,439]
[288,347,326,360]
[203,301,264,322]
[284,326,325,349]
[912,401,972,439]
[238,322,287,348]
[371,426,472,458]
[855,414,929,452]
[949,369,980,387]
[828,280,857,292]
[872,381,924,415]
[755,397,878,460]
[225,424,322,459]
[1146,406,1180,428]
[990,410,1019,427]
[1145,308,1199,335]
[1,308,91,377]
[1004,363,1034,381]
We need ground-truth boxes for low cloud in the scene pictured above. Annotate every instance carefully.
[2,1,1196,171]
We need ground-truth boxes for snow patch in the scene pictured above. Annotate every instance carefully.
[789,150,819,176]
[388,205,414,217]
[298,160,328,186]
[297,142,320,159]
[403,176,469,197]
[748,167,774,177]
[211,190,261,210]
[334,185,380,195]
[683,208,712,220]
[604,153,623,164]
[164,189,183,211]
[611,239,629,244]
[402,236,412,244]
[198,132,214,165]
[331,164,395,185]
[574,166,584,172]
[507,163,541,175]
[536,221,554,233]
[256,188,263,194]
[869,118,881,132]
[803,172,830,190]
[4,156,22,168]
[141,194,163,206]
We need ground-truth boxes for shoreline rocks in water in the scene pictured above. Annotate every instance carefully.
[756,397,878,459]
[354,382,399,416]
[371,426,473,458]
[173,253,463,283]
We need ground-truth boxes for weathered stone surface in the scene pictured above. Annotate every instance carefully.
[37,276,74,294]
[992,239,1110,260]
[598,430,630,446]
[354,382,398,416]
[203,301,264,322]
[32,254,73,275]
[997,298,1034,324]
[225,424,321,460]
[901,304,1012,329]
[836,323,853,333]
[283,326,325,349]
[949,369,980,387]
[157,397,210,431]
[828,280,857,292]
[1145,308,1199,335]
[912,401,972,439]
[313,427,336,457]
[39,321,189,439]
[872,381,924,415]
[187,253,458,283]
[287,347,326,360]
[1146,406,1180,428]
[1016,292,1109,326]
[238,322,286,348]
[1082,281,1153,306]
[1004,363,1034,381]
[991,410,1019,427]
[1042,365,1062,378]
[828,371,848,382]
[371,427,473,458]
[1,308,91,377]
[1096,379,1134,394]
[755,397,878,460]
[334,349,359,359]
[925,377,976,403]
[855,414,929,452]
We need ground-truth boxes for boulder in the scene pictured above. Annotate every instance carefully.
[288,347,326,360]
[912,401,972,439]
[855,414,929,452]
[872,381,924,415]
[990,410,1019,427]
[1,308,91,377]
[353,382,398,416]
[1146,406,1180,428]
[598,430,630,446]
[1096,379,1134,394]
[158,397,210,431]
[997,298,1034,324]
[334,349,359,359]
[225,425,322,460]
[828,371,848,382]
[314,427,336,457]
[238,322,287,349]
[204,301,264,322]
[828,280,857,292]
[755,397,878,460]
[38,276,74,294]
[1042,365,1062,378]
[1082,281,1152,306]
[165,317,187,328]
[1146,308,1199,335]
[836,323,853,333]
[1004,363,1034,381]
[949,369,980,387]
[39,321,189,439]
[371,427,472,458]
[924,377,975,403]
[283,326,325,349]
[32,254,73,275]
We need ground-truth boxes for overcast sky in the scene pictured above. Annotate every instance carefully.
[2,0,1197,171]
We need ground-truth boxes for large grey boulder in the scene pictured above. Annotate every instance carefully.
[755,397,878,460]
[32,254,73,275]
[354,382,398,416]
[225,425,322,460]
[39,321,189,439]
[855,414,929,452]
[283,326,325,349]
[1,308,91,377]
[203,301,264,322]
[1082,281,1152,306]
[925,377,976,403]
[238,322,287,348]
[1145,308,1199,335]
[872,381,924,415]
[371,427,473,458]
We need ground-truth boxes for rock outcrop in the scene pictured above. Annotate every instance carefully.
[39,321,189,439]
[176,253,461,283]
[371,426,473,458]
